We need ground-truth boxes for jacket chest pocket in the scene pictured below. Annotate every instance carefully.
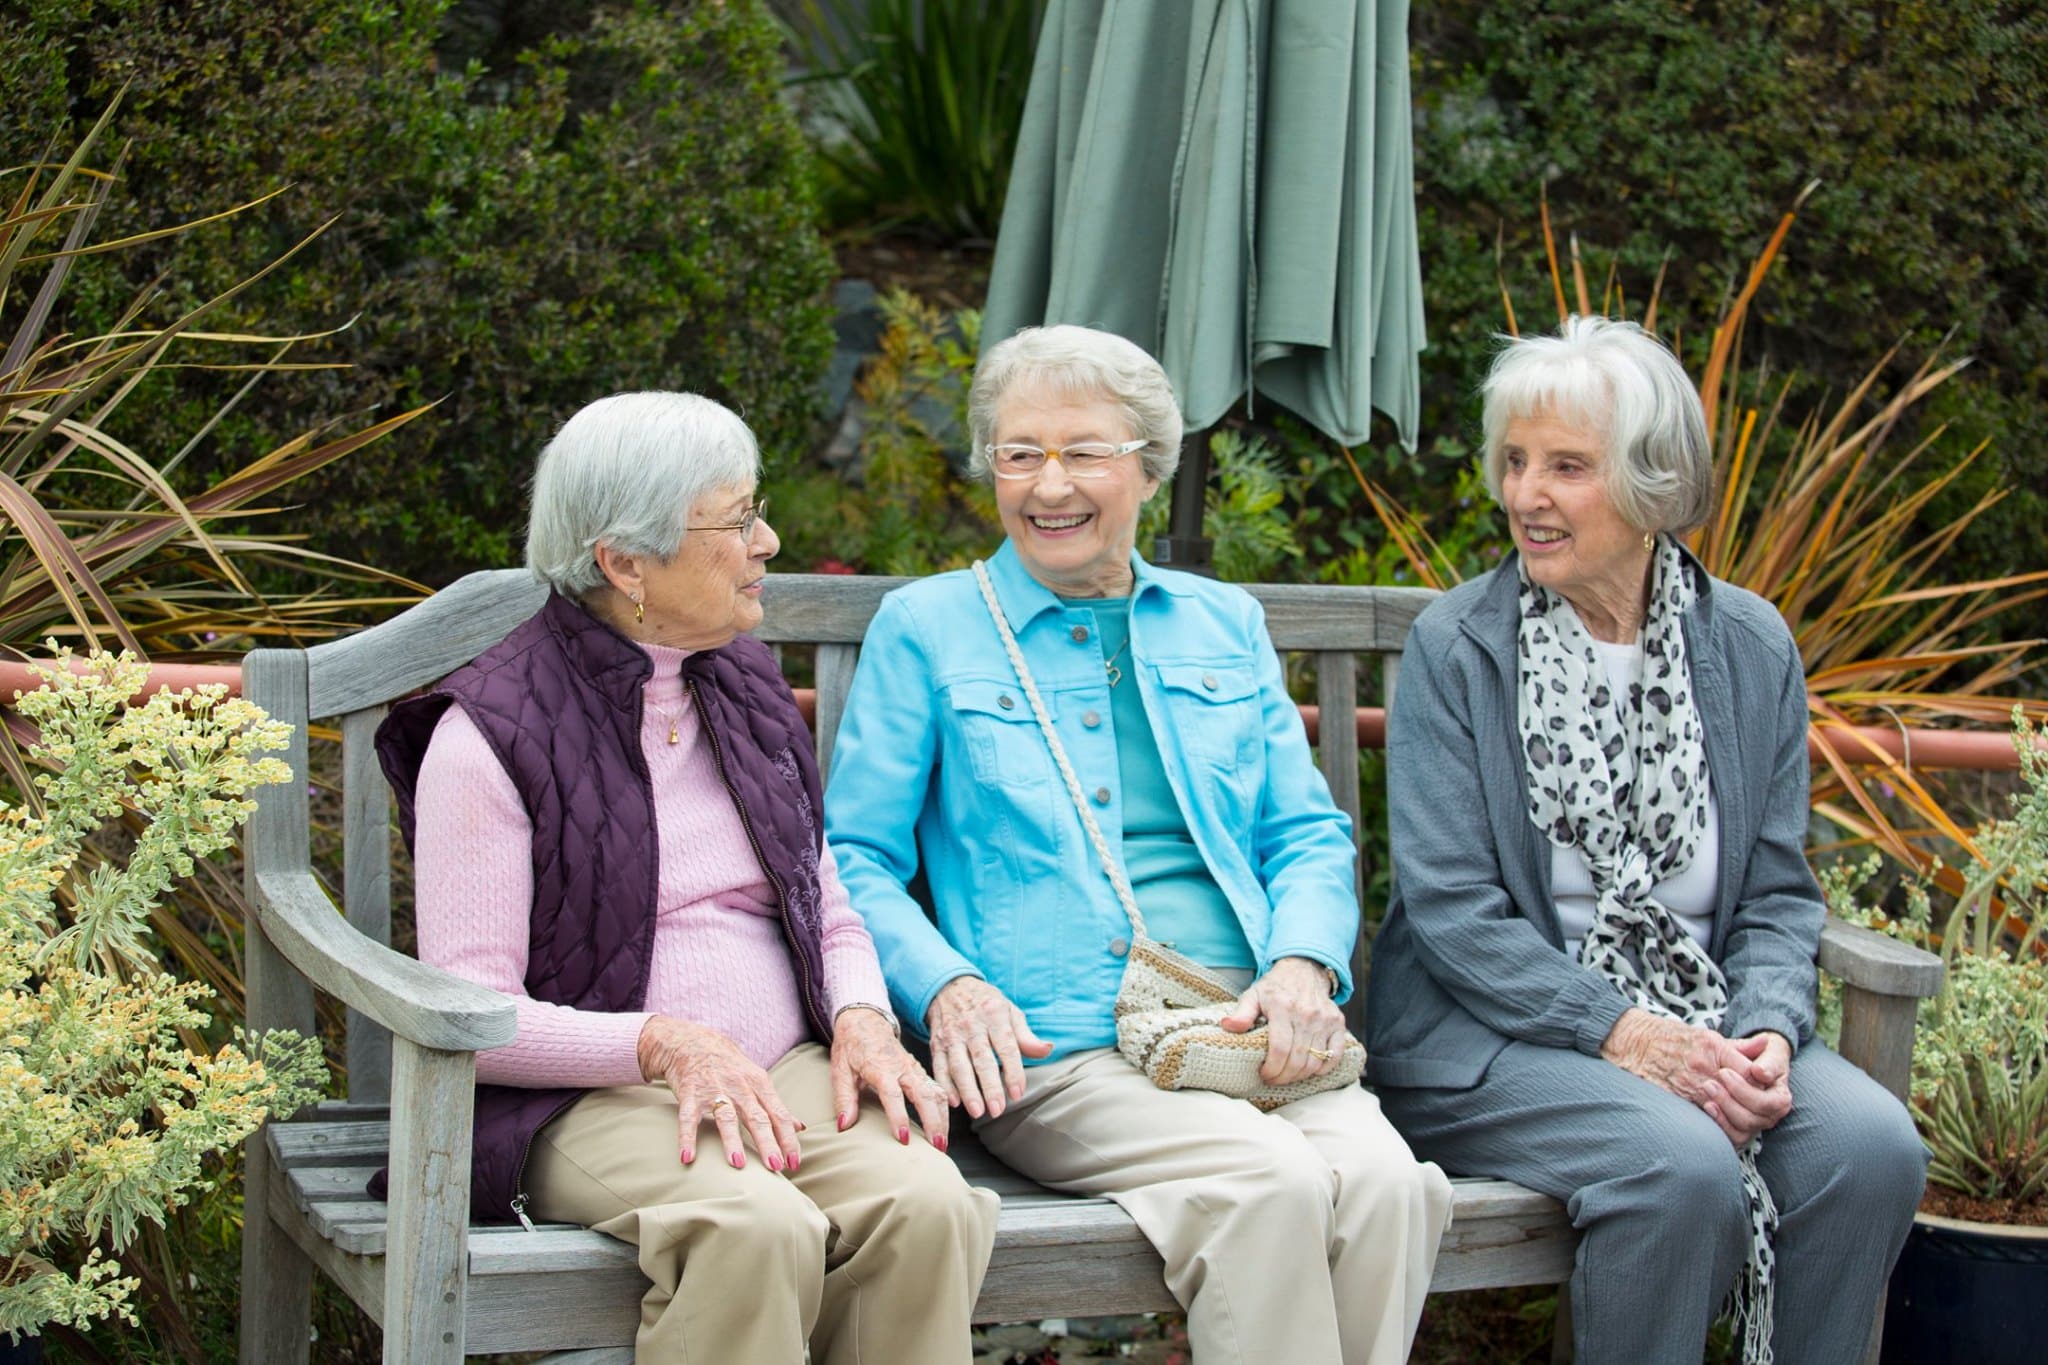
[946,680,1056,788]
[1153,662,1263,769]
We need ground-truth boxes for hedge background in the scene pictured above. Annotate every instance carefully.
[1406,0,2045,621]
[1,0,834,585]
[3,0,2040,628]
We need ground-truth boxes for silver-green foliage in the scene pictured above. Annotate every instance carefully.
[0,654,326,1339]
[1820,710,2048,1209]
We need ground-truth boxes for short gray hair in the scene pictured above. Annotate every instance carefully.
[525,391,760,597]
[968,325,1183,483]
[1479,315,1714,534]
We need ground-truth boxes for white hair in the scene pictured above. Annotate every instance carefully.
[968,325,1183,483]
[524,391,760,597]
[1479,315,1715,534]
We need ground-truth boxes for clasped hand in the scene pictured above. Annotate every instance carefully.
[1601,1007,1793,1146]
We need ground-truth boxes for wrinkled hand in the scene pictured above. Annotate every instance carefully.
[637,1014,803,1173]
[924,977,1052,1119]
[1600,1009,1790,1147]
[830,1006,951,1151]
[1702,1031,1794,1144]
[1220,956,1346,1085]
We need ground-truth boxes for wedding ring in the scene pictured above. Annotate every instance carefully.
[709,1094,736,1112]
[1307,1047,1334,1060]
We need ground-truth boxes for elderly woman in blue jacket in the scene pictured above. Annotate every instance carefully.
[1368,317,1925,1365]
[825,324,1449,1365]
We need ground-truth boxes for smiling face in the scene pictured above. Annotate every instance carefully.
[1500,412,1654,640]
[991,385,1161,598]
[598,483,778,649]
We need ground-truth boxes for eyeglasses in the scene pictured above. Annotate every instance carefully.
[984,439,1148,480]
[689,497,768,540]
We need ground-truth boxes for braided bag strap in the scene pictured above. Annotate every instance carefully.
[971,560,1149,942]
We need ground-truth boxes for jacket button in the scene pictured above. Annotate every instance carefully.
[1082,710,1101,727]
[1109,937,1130,957]
[1201,673,1219,690]
[1071,625,1090,642]
[997,694,1015,710]
[1093,786,1111,805]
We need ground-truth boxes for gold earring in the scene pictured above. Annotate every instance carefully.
[1643,530,1655,552]
[633,594,644,625]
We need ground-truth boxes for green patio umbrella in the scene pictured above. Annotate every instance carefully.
[981,0,1423,565]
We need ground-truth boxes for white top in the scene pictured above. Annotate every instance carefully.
[1553,639,1721,956]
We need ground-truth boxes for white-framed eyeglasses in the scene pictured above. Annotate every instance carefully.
[984,439,1148,480]
[689,497,768,540]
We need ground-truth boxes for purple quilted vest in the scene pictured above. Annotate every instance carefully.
[375,590,835,1221]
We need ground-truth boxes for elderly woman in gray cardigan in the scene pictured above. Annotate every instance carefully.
[1367,317,1925,1365]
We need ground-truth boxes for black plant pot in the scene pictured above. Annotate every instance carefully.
[1882,1212,2048,1364]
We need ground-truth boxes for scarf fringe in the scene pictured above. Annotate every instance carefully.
[1731,1145,1779,1365]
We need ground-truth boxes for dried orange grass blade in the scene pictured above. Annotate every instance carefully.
[1700,180,1820,436]
[1540,189,1567,323]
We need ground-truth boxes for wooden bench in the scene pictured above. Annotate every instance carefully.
[236,568,1945,1363]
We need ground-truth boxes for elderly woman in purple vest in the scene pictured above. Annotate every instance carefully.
[377,391,997,1364]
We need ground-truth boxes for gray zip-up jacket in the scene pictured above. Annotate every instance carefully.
[1365,549,1823,1092]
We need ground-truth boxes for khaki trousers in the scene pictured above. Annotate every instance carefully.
[975,1048,1451,1365]
[526,1042,998,1365]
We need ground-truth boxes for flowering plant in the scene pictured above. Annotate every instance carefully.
[1822,710,2048,1221]
[0,653,324,1339]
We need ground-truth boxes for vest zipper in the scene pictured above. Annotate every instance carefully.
[686,677,828,1039]
[509,1090,581,1231]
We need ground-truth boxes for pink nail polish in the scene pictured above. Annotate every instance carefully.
[896,1125,910,1145]
[788,1154,800,1173]
[730,1152,745,1169]
[838,1112,852,1131]
[933,1134,949,1153]
[766,1154,782,1173]
[680,1149,694,1165]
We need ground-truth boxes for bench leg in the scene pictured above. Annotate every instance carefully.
[239,1125,313,1365]
[1550,1281,1574,1363]
[382,1039,478,1365]
[240,916,316,1365]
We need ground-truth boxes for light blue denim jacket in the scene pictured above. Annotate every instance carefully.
[823,541,1359,1060]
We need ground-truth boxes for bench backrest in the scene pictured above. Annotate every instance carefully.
[243,568,1438,1105]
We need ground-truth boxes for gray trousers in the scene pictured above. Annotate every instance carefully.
[1380,1039,1925,1365]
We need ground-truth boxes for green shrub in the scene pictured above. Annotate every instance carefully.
[1408,0,2048,646]
[783,0,1045,240]
[0,0,835,585]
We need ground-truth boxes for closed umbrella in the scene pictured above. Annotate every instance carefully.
[981,0,1423,570]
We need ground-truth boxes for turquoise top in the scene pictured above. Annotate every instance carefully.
[824,542,1359,1060]
[1062,595,1255,969]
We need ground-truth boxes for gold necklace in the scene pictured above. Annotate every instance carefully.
[647,689,685,745]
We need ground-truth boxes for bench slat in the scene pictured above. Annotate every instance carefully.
[276,1115,1572,1313]
[753,573,1436,654]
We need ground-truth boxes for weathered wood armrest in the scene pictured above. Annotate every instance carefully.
[1818,916,1945,998]
[1816,915,1943,1102]
[253,867,516,1053]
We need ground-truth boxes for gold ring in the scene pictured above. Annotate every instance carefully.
[709,1095,735,1111]
[1307,1047,1334,1061]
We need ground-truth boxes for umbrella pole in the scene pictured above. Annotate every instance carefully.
[1154,426,1216,576]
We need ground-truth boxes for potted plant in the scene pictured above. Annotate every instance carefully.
[1822,710,2047,1364]
[0,653,324,1356]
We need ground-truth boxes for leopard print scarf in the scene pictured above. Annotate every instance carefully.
[1516,535,1778,1365]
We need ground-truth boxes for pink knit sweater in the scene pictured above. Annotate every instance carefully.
[411,641,894,1087]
